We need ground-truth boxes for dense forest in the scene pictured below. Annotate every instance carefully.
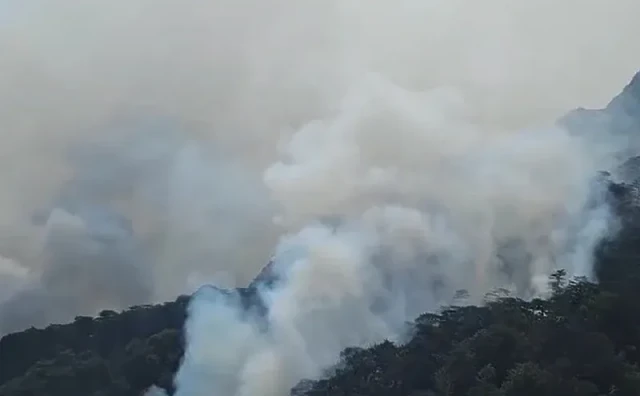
[1,73,640,396]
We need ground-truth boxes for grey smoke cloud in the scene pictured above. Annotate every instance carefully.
[0,117,277,333]
[0,2,638,386]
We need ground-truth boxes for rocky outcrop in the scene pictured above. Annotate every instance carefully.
[561,71,640,162]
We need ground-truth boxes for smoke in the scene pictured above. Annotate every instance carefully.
[173,77,619,396]
[0,119,277,333]
[0,0,640,388]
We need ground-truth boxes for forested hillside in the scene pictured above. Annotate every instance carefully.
[1,73,640,396]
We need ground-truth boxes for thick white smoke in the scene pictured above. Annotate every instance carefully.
[1,1,640,389]
[173,76,617,396]
[167,2,637,395]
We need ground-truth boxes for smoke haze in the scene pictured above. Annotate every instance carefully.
[1,1,640,391]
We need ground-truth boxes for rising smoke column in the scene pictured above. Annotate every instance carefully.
[169,1,640,393]
[172,74,619,396]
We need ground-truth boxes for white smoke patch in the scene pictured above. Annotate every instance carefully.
[265,74,612,294]
[144,385,169,396]
[0,256,29,302]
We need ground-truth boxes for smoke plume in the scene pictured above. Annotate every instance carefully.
[1,0,640,391]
